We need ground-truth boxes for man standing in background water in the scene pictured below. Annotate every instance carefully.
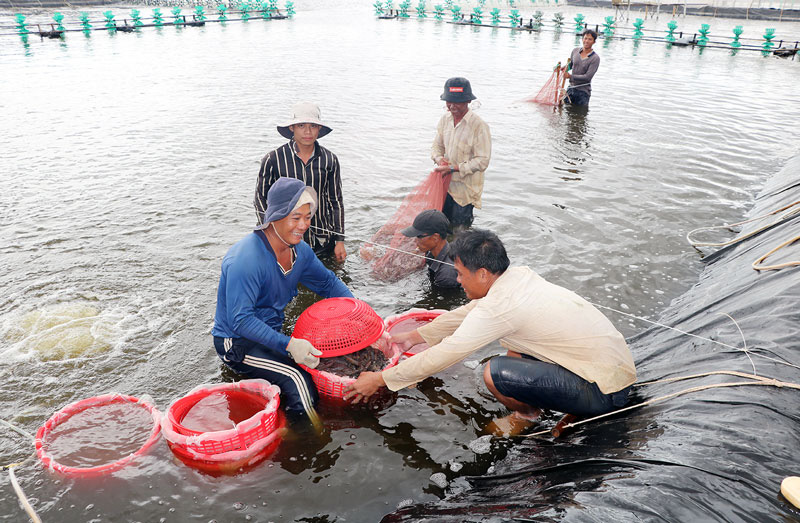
[431,77,492,229]
[564,30,600,106]
[255,102,347,262]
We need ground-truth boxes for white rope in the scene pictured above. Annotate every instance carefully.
[8,468,41,523]
[309,225,456,266]
[686,200,800,248]
[590,302,799,371]
[1,419,40,523]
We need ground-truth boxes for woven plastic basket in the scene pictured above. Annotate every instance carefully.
[301,330,399,400]
[36,394,162,477]
[162,380,282,470]
[292,297,385,357]
[385,309,445,358]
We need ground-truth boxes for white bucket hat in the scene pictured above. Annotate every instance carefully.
[277,102,333,140]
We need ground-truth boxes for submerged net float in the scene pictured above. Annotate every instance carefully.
[162,380,282,473]
[35,394,162,477]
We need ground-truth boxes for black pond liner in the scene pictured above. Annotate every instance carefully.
[382,154,800,522]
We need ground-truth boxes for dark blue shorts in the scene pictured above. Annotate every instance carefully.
[213,336,319,415]
[566,87,591,106]
[489,355,630,416]
[443,193,474,227]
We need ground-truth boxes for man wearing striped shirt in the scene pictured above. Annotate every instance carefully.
[432,77,492,228]
[255,102,347,262]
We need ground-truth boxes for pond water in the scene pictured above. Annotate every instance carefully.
[1,1,799,521]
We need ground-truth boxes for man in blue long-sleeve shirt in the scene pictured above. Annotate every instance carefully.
[213,177,353,421]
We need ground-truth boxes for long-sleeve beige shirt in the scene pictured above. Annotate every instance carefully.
[382,267,636,394]
[431,110,491,209]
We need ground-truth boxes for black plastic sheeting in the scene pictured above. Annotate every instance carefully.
[383,155,800,522]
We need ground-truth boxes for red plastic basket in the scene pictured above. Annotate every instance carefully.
[162,380,280,458]
[385,310,444,358]
[292,297,385,357]
[300,331,400,400]
[35,394,162,477]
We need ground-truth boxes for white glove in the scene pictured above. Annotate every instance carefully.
[286,338,323,369]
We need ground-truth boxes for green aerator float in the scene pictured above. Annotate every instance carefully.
[79,12,92,31]
[552,12,564,29]
[632,18,644,39]
[731,25,743,48]
[532,10,543,29]
[509,9,521,27]
[697,23,710,46]
[490,8,500,25]
[217,4,228,21]
[103,11,116,31]
[131,9,143,27]
[602,15,614,37]
[416,0,427,18]
[665,20,677,43]
[152,8,164,26]
[398,0,411,18]
[472,6,482,24]
[171,7,182,25]
[373,1,384,15]
[14,13,29,34]
[285,1,295,17]
[573,13,584,33]
[433,4,444,20]
[450,4,461,21]
[240,2,251,21]
[52,12,65,32]
[762,28,776,51]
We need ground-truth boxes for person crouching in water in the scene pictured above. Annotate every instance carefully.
[212,177,354,424]
[345,229,636,435]
[401,209,459,289]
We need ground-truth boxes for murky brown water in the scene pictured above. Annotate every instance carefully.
[1,1,799,520]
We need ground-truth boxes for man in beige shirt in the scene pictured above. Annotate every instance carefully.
[432,77,491,228]
[345,230,636,435]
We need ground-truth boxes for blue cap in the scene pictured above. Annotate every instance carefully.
[257,178,318,229]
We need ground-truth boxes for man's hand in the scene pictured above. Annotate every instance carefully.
[390,329,425,352]
[334,241,347,263]
[286,338,323,369]
[563,71,571,79]
[343,371,386,403]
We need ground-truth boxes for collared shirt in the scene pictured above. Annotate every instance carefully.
[426,241,459,288]
[431,110,491,208]
[382,266,636,394]
[254,139,344,251]
[569,47,600,93]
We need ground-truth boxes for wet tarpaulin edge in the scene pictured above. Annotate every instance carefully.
[381,152,800,522]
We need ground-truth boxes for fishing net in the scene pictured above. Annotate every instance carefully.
[528,63,567,106]
[361,170,451,281]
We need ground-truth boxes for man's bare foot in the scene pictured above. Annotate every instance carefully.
[485,410,541,437]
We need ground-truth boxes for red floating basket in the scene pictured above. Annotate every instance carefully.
[161,380,283,472]
[35,394,162,477]
[385,309,445,358]
[292,297,385,357]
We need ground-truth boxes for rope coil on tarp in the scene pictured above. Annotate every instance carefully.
[686,200,800,247]
[752,234,800,271]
